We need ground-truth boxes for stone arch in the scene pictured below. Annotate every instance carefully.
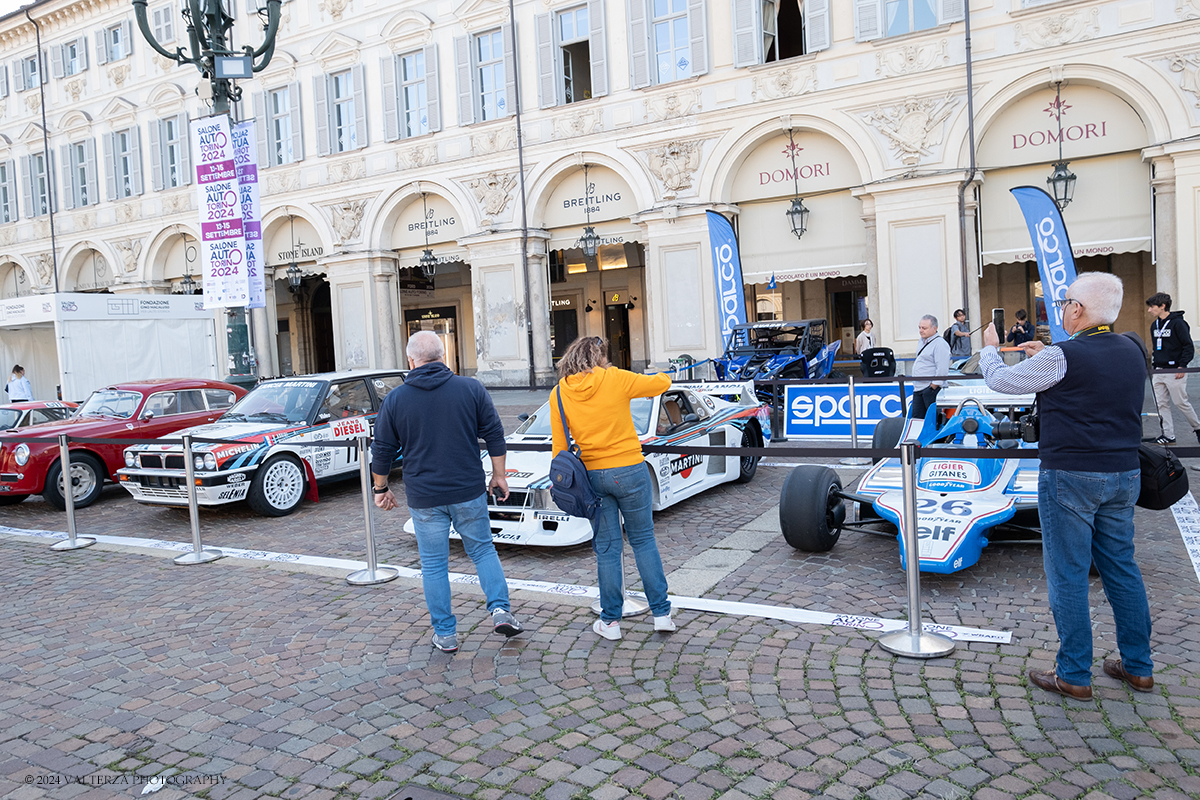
[526,150,653,228]
[60,240,119,292]
[261,204,332,277]
[0,257,35,298]
[144,223,203,289]
[368,180,473,253]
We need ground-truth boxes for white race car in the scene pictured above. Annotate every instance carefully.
[404,381,772,546]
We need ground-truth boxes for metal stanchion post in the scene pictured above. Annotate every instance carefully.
[591,548,651,617]
[878,440,954,658]
[49,434,96,551]
[841,375,871,466]
[348,434,399,586]
[174,434,223,565]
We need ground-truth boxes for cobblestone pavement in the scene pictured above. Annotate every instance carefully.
[2,388,1200,800]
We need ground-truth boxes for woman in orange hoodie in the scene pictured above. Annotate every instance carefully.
[552,336,675,641]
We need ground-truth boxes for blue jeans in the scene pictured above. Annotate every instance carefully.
[588,463,671,622]
[409,493,511,636]
[1038,468,1152,686]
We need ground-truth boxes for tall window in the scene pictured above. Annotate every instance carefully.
[733,0,828,67]
[885,0,936,37]
[116,131,133,197]
[331,70,357,152]
[536,2,607,109]
[106,24,126,61]
[63,40,82,75]
[476,30,506,121]
[854,0,962,42]
[106,128,142,200]
[74,143,89,206]
[0,161,14,223]
[28,153,50,217]
[400,51,429,137]
[22,54,40,90]
[270,86,296,163]
[652,0,690,83]
[163,117,184,187]
[151,5,175,43]
[558,6,591,103]
[256,84,303,165]
[61,139,97,209]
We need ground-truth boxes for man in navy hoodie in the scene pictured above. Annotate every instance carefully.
[371,331,523,653]
[1146,292,1199,445]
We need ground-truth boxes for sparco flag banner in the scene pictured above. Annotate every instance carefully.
[232,120,265,309]
[707,210,746,346]
[1011,186,1077,342]
[191,115,248,308]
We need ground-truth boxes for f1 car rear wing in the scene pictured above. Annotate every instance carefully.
[673,380,759,406]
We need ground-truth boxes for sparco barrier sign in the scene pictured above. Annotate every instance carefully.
[783,383,914,440]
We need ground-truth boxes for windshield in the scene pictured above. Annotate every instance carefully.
[0,409,22,429]
[78,390,143,419]
[515,398,655,437]
[222,381,323,425]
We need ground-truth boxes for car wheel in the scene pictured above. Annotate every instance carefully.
[247,455,306,517]
[871,416,905,465]
[735,425,760,483]
[42,453,106,510]
[780,466,845,552]
[0,494,29,506]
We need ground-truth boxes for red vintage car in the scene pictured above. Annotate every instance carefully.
[0,401,78,431]
[0,379,246,510]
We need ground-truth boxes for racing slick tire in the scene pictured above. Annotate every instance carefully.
[0,493,29,505]
[42,452,106,510]
[780,466,845,552]
[871,416,904,465]
[735,425,761,483]
[248,454,307,517]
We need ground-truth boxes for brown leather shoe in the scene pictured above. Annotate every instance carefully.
[1028,669,1093,701]
[1103,659,1154,692]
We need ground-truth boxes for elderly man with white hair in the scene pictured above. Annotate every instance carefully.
[981,272,1153,701]
[371,330,523,653]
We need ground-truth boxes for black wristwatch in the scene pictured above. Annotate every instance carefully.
[372,485,389,494]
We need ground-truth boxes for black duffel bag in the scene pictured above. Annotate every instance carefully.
[1136,443,1188,510]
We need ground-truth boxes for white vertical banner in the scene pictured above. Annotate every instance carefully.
[191,115,248,308]
[232,120,265,309]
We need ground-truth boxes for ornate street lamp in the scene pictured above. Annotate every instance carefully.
[133,0,283,115]
[1046,81,1077,211]
[419,193,437,279]
[178,228,199,294]
[578,164,600,258]
[286,214,302,292]
[785,128,810,239]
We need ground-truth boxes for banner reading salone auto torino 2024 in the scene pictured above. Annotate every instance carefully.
[191,115,248,308]
[232,120,265,309]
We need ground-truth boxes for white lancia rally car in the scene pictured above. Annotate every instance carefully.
[404,380,772,546]
[117,370,406,516]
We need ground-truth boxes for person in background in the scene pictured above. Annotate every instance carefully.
[1007,309,1036,346]
[949,309,972,359]
[854,319,875,356]
[1146,292,1200,445]
[6,365,32,402]
[551,335,675,641]
[910,315,950,422]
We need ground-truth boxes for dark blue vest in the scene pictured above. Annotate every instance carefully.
[1039,331,1145,472]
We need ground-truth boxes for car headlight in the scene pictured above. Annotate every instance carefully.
[14,444,29,466]
[203,453,217,470]
[124,450,136,468]
[194,455,206,471]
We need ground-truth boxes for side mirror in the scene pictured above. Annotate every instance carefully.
[683,413,699,424]
[316,411,332,423]
[140,409,155,421]
[517,413,529,422]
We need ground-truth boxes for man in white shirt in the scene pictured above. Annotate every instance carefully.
[6,365,33,402]
[910,316,950,422]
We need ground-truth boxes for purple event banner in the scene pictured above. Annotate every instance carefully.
[191,115,248,309]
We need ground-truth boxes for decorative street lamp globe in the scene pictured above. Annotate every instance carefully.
[786,197,810,240]
[419,248,438,279]
[180,272,197,295]
[579,226,600,258]
[1047,161,1077,212]
[286,261,302,292]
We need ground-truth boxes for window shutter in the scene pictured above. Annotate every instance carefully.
[588,0,608,98]
[687,0,707,76]
[11,60,24,93]
[129,128,143,195]
[95,30,109,65]
[313,74,330,155]
[454,35,473,126]
[287,83,303,160]
[626,0,649,89]
[178,113,192,184]
[534,13,555,109]
[152,7,174,43]
[804,0,831,53]
[0,65,8,98]
[77,37,89,71]
[51,44,64,79]
[39,50,48,85]
[122,21,134,55]
[854,0,883,41]
[938,0,965,23]
[351,63,368,148]
[103,133,117,202]
[502,23,516,118]
[21,156,33,218]
[2,160,16,222]
[245,0,258,14]
[253,92,269,167]
[424,45,442,133]
[731,0,759,68]
[59,145,75,210]
[381,56,399,141]
[85,138,99,204]
[149,119,163,191]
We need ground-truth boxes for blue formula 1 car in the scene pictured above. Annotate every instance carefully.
[714,320,841,391]
[779,385,1041,573]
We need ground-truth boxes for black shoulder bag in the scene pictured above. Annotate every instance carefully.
[1122,331,1189,509]
[548,386,601,520]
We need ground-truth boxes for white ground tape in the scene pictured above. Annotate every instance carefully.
[0,524,1010,643]
[1169,492,1200,586]
[760,462,871,469]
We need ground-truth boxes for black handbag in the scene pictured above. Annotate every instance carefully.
[548,386,601,520]
[1136,443,1188,510]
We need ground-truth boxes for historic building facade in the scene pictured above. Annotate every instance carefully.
[2,0,1199,385]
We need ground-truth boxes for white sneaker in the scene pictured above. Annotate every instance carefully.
[654,615,677,632]
[593,619,622,640]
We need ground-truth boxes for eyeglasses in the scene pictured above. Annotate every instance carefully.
[1054,298,1082,309]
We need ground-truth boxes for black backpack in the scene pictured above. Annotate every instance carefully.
[943,327,953,347]
[548,387,601,520]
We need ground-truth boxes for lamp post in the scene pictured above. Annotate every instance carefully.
[785,128,810,239]
[286,214,302,292]
[1046,81,1077,211]
[578,164,600,258]
[419,193,437,279]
